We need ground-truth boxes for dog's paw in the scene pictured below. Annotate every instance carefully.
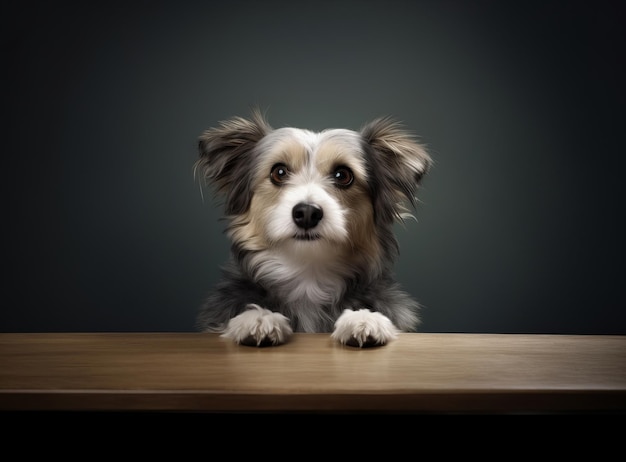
[221,304,293,347]
[331,309,399,347]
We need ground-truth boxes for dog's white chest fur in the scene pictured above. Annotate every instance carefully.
[250,250,349,331]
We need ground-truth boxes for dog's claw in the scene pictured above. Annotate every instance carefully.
[222,304,293,347]
[331,308,399,347]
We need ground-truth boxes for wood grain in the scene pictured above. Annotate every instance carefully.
[1,333,625,413]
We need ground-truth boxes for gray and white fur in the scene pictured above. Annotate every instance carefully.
[195,110,431,347]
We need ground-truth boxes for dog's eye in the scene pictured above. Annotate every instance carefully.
[332,166,354,188]
[270,163,290,185]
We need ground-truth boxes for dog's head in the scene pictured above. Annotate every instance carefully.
[196,110,431,267]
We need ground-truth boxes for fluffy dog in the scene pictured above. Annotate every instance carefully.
[195,110,431,348]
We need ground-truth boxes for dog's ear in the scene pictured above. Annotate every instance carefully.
[196,109,272,215]
[361,117,432,224]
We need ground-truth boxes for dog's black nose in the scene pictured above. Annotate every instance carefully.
[292,203,323,230]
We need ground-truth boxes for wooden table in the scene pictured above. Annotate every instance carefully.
[1,333,625,413]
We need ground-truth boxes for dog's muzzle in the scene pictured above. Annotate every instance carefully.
[292,202,323,230]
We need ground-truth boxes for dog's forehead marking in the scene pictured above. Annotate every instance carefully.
[289,128,366,173]
[262,127,318,155]
[257,127,367,182]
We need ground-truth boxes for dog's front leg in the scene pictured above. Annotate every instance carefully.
[221,304,293,347]
[331,309,399,347]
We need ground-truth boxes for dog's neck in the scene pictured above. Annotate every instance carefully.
[244,247,352,303]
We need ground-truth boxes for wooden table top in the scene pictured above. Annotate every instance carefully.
[1,333,625,413]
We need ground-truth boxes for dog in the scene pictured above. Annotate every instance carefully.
[194,109,431,348]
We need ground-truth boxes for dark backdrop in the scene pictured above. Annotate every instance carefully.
[3,0,624,334]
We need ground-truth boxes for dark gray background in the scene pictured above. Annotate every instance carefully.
[3,0,624,334]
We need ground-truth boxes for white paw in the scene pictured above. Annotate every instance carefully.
[221,304,293,347]
[331,309,399,347]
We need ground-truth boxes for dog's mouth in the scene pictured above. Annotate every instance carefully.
[293,232,321,241]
